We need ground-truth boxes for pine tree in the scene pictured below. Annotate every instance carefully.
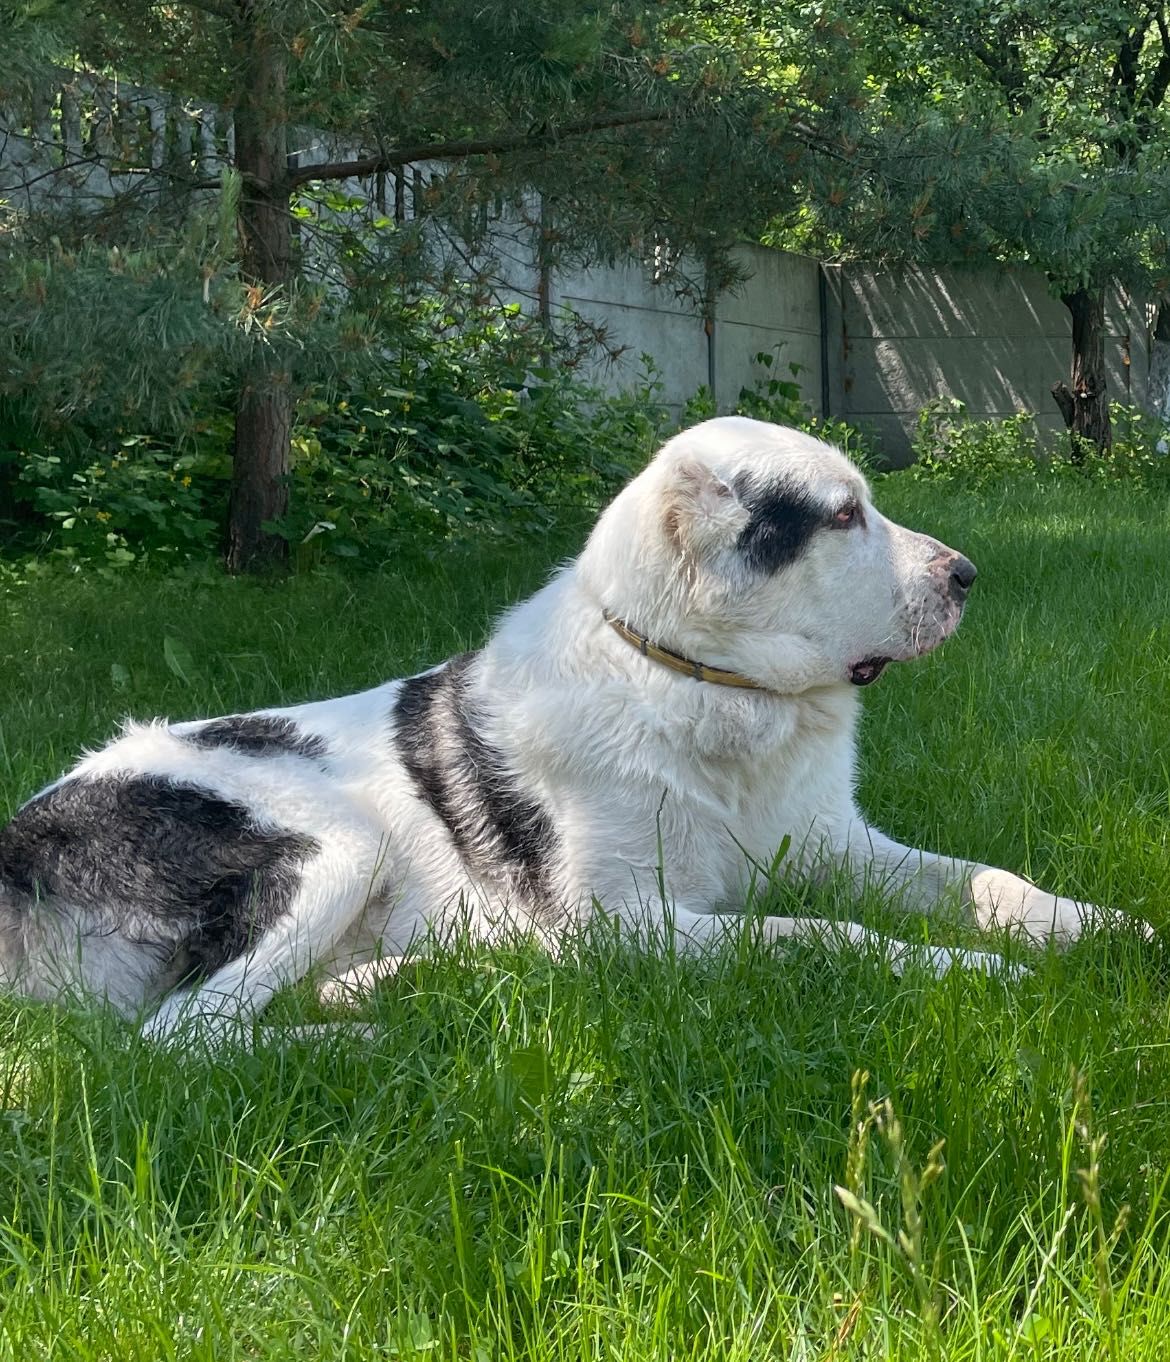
[1,0,846,567]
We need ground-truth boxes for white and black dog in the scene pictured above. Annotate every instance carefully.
[0,416,1104,1043]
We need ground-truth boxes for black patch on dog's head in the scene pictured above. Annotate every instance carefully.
[393,655,558,918]
[733,473,823,575]
[0,775,319,983]
[182,715,327,762]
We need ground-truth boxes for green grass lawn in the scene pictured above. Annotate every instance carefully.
[1,475,1170,1360]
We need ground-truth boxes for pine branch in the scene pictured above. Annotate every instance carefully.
[284,109,671,189]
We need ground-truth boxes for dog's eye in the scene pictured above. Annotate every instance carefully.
[832,503,860,528]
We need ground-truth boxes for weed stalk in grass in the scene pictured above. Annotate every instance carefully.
[1072,1067,1130,1358]
[836,1071,946,1357]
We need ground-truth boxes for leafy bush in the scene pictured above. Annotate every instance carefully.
[1,286,673,568]
[909,397,1170,488]
[1097,404,1170,482]
[275,347,671,566]
[683,353,879,472]
[802,415,881,473]
[734,349,808,426]
[910,400,1043,489]
[1,426,226,568]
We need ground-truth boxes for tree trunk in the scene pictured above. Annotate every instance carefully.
[1051,285,1111,458]
[1145,300,1170,425]
[225,0,292,573]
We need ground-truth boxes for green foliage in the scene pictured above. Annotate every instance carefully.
[271,340,673,565]
[681,385,718,426]
[0,288,674,567]
[0,270,866,573]
[910,400,1044,489]
[2,0,840,311]
[803,414,881,472]
[278,362,667,566]
[910,398,1170,488]
[10,438,222,567]
[802,0,1170,300]
[734,349,808,426]
[688,352,879,472]
[2,0,869,571]
[5,267,894,571]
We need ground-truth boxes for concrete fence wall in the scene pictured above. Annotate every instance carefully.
[823,266,1147,463]
[531,242,1150,466]
[0,72,230,213]
[1,73,1152,466]
[551,246,825,422]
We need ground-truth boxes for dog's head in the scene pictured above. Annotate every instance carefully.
[581,416,976,693]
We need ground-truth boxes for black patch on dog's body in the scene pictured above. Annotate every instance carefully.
[733,473,823,574]
[0,775,318,979]
[393,655,557,914]
[182,714,327,762]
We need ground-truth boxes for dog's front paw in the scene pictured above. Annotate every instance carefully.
[924,944,1029,983]
[1072,902,1156,942]
[871,930,1027,982]
[141,992,251,1051]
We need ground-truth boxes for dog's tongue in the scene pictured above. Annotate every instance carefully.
[849,657,890,686]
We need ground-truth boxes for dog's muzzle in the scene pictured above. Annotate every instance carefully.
[849,550,978,686]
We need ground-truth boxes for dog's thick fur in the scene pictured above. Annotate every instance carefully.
[0,417,1101,1041]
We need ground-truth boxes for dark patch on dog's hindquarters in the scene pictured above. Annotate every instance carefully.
[181,714,327,761]
[0,893,22,986]
[393,655,557,915]
[733,472,823,574]
[0,775,319,985]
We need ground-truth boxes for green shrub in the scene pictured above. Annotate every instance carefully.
[1091,404,1170,483]
[1,291,673,570]
[738,351,879,470]
[734,349,808,426]
[909,397,1170,488]
[802,414,881,473]
[684,353,879,472]
[275,352,671,566]
[3,431,225,567]
[0,310,875,574]
[910,399,1044,488]
[681,384,718,426]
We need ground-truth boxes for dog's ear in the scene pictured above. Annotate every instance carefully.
[663,460,748,552]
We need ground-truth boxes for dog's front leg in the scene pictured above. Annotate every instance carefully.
[839,822,1096,944]
[629,901,1014,979]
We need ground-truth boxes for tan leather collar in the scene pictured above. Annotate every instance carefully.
[603,610,766,691]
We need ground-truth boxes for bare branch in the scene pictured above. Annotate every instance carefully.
[1109,11,1153,98]
[1143,6,1170,112]
[169,0,234,19]
[284,109,671,189]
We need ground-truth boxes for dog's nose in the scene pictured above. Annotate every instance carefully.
[949,554,977,597]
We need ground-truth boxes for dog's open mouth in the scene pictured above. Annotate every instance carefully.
[848,657,891,686]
